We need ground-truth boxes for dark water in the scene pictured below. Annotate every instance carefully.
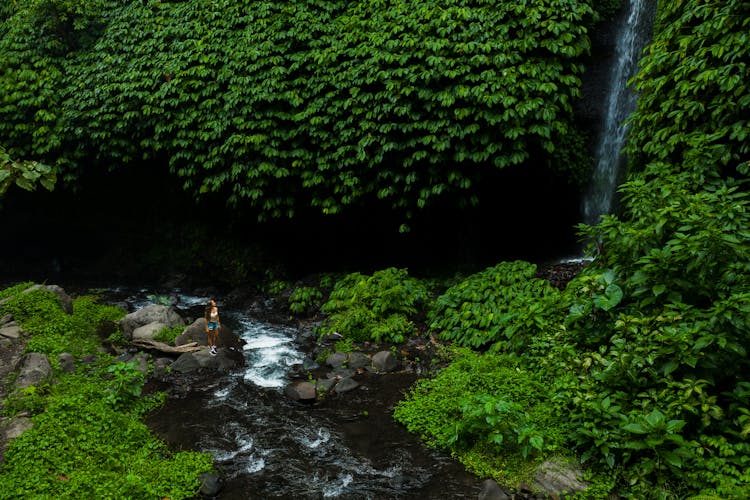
[110,288,481,499]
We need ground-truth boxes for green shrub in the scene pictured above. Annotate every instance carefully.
[154,325,184,345]
[319,267,428,343]
[428,261,564,349]
[288,285,324,315]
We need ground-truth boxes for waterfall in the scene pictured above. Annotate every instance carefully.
[582,0,656,225]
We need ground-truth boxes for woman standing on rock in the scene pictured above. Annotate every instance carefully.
[204,299,221,355]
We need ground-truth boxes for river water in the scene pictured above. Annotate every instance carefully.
[106,287,482,499]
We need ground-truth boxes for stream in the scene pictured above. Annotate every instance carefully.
[104,287,482,499]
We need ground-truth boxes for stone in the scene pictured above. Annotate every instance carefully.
[117,304,184,339]
[152,357,172,380]
[0,324,21,339]
[347,352,371,369]
[18,284,74,314]
[333,377,359,394]
[199,472,222,496]
[170,353,201,374]
[372,350,399,372]
[325,351,348,368]
[14,353,52,390]
[316,378,335,393]
[285,381,317,401]
[58,352,75,373]
[2,416,34,441]
[478,479,512,500]
[533,458,589,496]
[131,321,168,341]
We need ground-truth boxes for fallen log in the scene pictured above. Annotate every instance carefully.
[131,339,204,354]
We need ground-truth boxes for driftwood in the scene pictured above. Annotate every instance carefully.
[131,339,203,354]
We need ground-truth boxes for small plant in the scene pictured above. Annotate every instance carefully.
[319,267,428,343]
[288,286,323,315]
[154,325,184,345]
[105,361,144,410]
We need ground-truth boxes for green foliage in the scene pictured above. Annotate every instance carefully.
[0,0,594,219]
[0,364,212,499]
[319,267,428,343]
[104,361,144,410]
[288,285,323,315]
[428,261,564,349]
[154,325,184,345]
[1,289,124,357]
[626,0,750,176]
[0,146,56,196]
[0,284,212,499]
[393,348,568,484]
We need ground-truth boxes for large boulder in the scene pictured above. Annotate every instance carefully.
[14,353,52,390]
[118,304,184,340]
[175,318,236,348]
[131,321,169,341]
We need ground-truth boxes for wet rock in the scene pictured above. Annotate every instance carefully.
[14,353,52,390]
[372,351,399,372]
[316,378,335,393]
[199,472,222,496]
[334,377,359,394]
[132,321,168,341]
[117,304,184,340]
[285,381,317,402]
[152,357,172,380]
[171,353,201,374]
[302,357,319,371]
[533,458,589,496]
[478,479,512,500]
[58,352,76,373]
[328,368,356,379]
[347,352,371,369]
[326,351,348,368]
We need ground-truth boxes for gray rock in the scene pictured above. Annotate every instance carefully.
[334,377,359,394]
[328,368,356,379]
[117,304,184,339]
[325,351,348,368]
[0,313,13,326]
[316,378,336,393]
[14,353,52,390]
[131,321,168,341]
[347,352,371,369]
[170,353,201,373]
[0,323,21,339]
[199,472,222,496]
[478,479,512,500]
[533,458,589,496]
[152,357,172,380]
[372,351,399,372]
[175,318,208,346]
[58,352,76,373]
[285,381,317,401]
[2,416,34,441]
[131,353,150,377]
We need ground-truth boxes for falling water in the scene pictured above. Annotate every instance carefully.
[582,0,656,225]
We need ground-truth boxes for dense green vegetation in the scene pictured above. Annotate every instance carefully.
[2,0,749,498]
[0,0,597,222]
[306,2,750,494]
[0,286,213,499]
